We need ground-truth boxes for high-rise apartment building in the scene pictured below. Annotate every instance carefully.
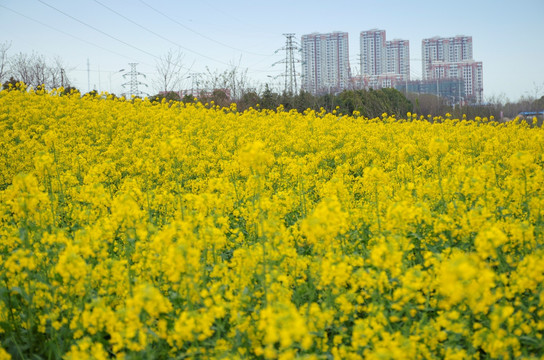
[422,35,482,103]
[386,39,410,81]
[360,29,386,76]
[301,32,351,94]
[359,29,410,88]
[428,60,483,103]
[422,35,473,79]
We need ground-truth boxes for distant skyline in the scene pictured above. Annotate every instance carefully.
[1,0,543,102]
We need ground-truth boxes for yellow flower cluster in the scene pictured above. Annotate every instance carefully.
[1,88,544,359]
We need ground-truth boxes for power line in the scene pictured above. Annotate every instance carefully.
[136,0,272,57]
[0,3,145,65]
[93,0,235,67]
[4,2,297,90]
[37,0,160,60]
[4,1,290,84]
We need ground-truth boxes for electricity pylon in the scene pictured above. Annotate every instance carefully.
[273,33,300,95]
[121,63,148,98]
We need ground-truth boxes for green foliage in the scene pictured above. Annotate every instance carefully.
[260,84,278,110]
[150,85,413,117]
[150,91,181,103]
[238,91,260,111]
[2,77,26,91]
[334,88,413,118]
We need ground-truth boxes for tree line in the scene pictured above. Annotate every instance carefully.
[154,86,413,119]
[2,43,542,120]
[405,92,544,120]
[0,42,72,91]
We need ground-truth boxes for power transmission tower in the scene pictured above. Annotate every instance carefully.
[121,63,148,98]
[87,58,90,92]
[189,72,202,97]
[273,33,300,95]
[60,68,66,88]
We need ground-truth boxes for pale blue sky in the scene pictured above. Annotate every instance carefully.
[1,0,543,101]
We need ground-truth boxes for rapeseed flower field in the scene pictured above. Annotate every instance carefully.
[1,87,543,359]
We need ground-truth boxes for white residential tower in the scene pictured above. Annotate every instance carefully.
[301,32,351,94]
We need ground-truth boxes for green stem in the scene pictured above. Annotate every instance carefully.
[437,156,445,202]
[375,185,381,233]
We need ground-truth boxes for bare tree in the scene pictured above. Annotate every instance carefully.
[9,52,33,85]
[31,53,48,87]
[202,61,254,102]
[202,66,224,92]
[0,41,10,84]
[8,51,72,89]
[531,81,544,100]
[153,48,190,94]
[225,63,250,101]
[9,51,49,88]
[48,57,70,89]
